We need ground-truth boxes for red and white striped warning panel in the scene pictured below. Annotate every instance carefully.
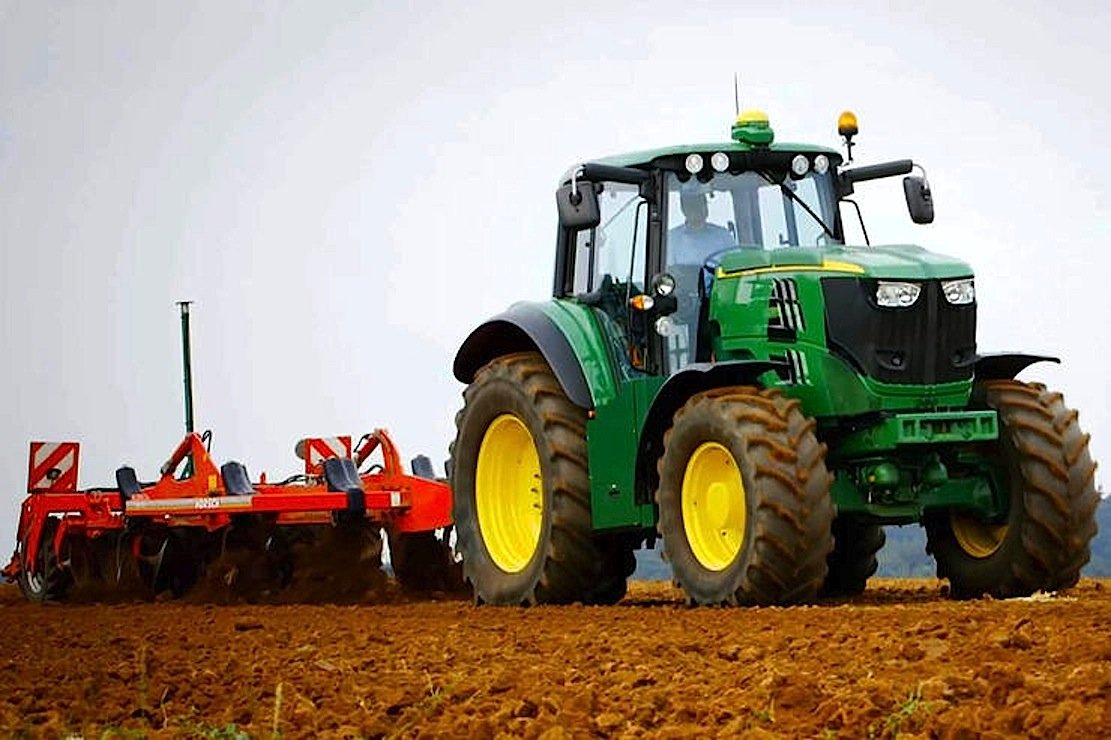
[295,436,352,474]
[27,441,80,493]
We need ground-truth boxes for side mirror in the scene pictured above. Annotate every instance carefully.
[556,180,600,230]
[903,176,934,224]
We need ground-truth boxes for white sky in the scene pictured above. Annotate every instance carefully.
[2,1,1108,553]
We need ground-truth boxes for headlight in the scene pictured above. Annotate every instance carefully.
[813,154,830,175]
[875,281,921,308]
[684,153,704,174]
[941,278,975,305]
[710,152,730,172]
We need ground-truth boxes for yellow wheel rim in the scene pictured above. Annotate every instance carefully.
[475,414,543,573]
[681,442,747,571]
[950,513,1007,558]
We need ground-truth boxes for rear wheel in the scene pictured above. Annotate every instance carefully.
[926,380,1099,599]
[17,518,72,603]
[656,387,834,605]
[452,352,623,605]
[820,518,885,597]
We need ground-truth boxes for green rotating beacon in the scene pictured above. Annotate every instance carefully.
[449,110,1100,606]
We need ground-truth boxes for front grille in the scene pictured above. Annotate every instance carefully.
[821,278,976,384]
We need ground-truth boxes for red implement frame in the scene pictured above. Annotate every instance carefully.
[4,429,453,583]
[353,429,453,534]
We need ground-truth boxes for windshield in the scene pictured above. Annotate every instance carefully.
[664,169,841,266]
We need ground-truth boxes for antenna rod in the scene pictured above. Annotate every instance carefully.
[733,73,740,116]
[177,301,195,434]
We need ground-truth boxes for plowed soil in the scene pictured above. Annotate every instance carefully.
[2,579,1110,738]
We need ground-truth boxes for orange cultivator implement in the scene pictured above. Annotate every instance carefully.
[5,304,463,603]
[4,429,461,603]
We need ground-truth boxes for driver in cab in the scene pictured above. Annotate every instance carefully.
[667,191,735,265]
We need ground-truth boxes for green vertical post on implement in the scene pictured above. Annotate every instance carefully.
[177,301,195,435]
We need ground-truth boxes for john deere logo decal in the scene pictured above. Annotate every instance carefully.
[770,349,811,385]
[768,278,804,341]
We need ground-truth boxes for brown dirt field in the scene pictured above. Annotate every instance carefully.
[2,579,1109,739]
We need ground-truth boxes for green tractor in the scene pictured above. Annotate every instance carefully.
[449,110,1100,606]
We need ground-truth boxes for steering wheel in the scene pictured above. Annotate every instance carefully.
[701,246,736,272]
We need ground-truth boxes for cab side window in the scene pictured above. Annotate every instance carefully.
[572,229,593,294]
[571,182,647,296]
[565,182,650,373]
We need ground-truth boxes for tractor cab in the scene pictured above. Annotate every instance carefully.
[554,110,932,376]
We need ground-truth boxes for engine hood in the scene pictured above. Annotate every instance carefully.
[715,244,973,281]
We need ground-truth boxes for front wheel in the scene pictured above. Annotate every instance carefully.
[820,518,885,597]
[655,387,834,605]
[451,352,615,605]
[926,380,1099,599]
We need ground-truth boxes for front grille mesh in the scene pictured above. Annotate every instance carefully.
[821,278,976,384]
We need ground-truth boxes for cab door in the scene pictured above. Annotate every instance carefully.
[556,178,663,528]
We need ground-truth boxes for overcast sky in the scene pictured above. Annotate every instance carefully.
[2,1,1108,554]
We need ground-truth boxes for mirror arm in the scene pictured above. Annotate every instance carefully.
[841,159,914,185]
[911,163,930,188]
[580,162,650,186]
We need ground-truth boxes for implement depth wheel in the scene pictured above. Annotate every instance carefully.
[452,351,625,605]
[927,380,1099,599]
[17,518,72,603]
[656,387,834,606]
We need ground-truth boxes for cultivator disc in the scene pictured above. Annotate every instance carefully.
[193,522,389,604]
[388,528,466,594]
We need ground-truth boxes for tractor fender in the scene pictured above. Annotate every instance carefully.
[454,304,594,409]
[634,360,783,502]
[974,353,1059,381]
